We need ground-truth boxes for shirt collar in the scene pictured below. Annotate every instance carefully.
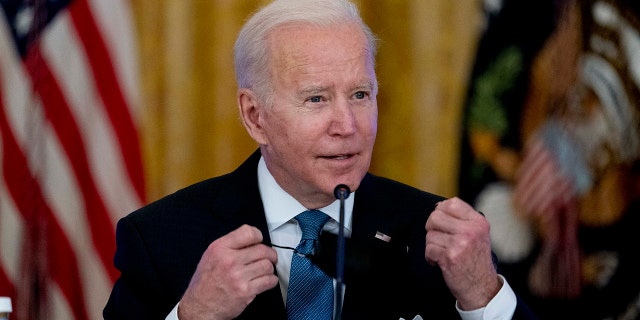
[257,156,354,233]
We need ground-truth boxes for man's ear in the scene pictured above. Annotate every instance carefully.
[238,88,268,145]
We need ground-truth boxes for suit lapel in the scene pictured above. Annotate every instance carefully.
[340,173,416,319]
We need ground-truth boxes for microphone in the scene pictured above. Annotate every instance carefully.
[333,184,350,320]
[334,184,350,201]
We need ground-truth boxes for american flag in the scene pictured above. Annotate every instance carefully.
[0,0,145,319]
[513,127,582,299]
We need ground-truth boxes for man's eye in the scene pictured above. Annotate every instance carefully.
[309,96,322,103]
[354,91,366,99]
[354,91,367,99]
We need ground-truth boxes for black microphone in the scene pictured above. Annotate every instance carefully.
[333,184,350,320]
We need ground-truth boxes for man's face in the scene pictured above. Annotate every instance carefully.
[258,22,378,208]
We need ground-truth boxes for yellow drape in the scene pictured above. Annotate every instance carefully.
[131,0,482,203]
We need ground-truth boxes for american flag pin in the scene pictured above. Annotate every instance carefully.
[375,231,391,242]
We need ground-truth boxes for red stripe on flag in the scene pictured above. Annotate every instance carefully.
[69,0,146,203]
[0,82,89,320]
[23,47,118,282]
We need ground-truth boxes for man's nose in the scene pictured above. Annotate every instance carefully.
[328,99,357,136]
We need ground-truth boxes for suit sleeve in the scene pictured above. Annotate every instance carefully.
[103,216,174,319]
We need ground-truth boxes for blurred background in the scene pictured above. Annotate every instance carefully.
[1,0,639,319]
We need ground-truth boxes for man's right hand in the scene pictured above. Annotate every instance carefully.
[178,224,279,319]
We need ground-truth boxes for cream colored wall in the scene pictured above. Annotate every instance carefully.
[131,0,483,202]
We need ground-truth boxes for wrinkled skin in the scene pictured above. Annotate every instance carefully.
[425,197,501,310]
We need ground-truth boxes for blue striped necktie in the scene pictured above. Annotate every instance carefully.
[286,209,333,320]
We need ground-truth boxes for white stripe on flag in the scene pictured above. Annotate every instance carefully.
[88,0,141,122]
[0,148,24,293]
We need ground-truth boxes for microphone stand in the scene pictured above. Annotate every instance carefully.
[333,184,350,320]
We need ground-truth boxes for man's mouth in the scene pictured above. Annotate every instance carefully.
[322,154,353,160]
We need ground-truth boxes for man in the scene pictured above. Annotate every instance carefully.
[104,0,536,319]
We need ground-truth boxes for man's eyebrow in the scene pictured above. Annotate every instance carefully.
[299,86,328,96]
[354,80,376,91]
[297,80,376,96]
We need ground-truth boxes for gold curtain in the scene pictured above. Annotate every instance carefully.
[131,0,483,203]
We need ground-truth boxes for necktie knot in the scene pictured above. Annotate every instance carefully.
[295,209,330,241]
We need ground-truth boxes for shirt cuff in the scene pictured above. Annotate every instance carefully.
[456,274,517,320]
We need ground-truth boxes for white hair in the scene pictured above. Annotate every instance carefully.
[233,0,378,102]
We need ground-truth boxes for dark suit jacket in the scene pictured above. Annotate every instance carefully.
[104,149,537,319]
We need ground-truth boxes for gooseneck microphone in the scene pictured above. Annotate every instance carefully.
[333,184,350,320]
